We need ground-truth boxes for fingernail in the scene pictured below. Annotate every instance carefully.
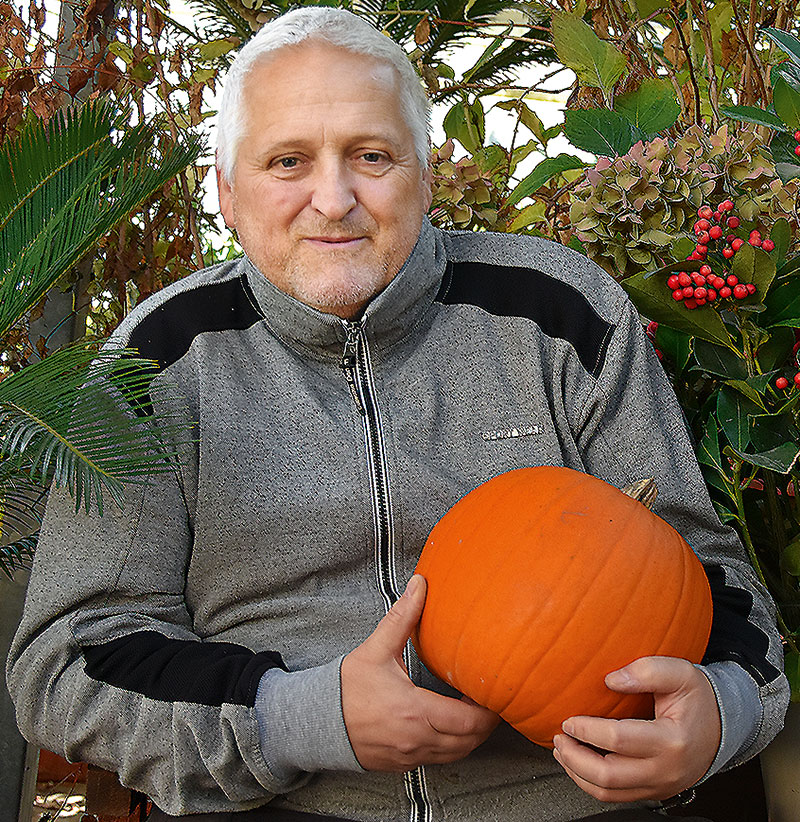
[561,720,574,736]
[403,575,420,597]
[607,669,635,688]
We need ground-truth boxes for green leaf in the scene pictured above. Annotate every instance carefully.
[108,41,135,65]
[771,218,792,265]
[563,108,634,156]
[750,410,800,453]
[764,28,800,72]
[0,101,202,339]
[724,379,767,408]
[505,154,585,207]
[654,325,691,373]
[551,11,627,94]
[463,24,513,83]
[728,442,800,473]
[197,38,238,60]
[717,386,760,450]
[697,419,724,473]
[721,105,787,130]
[694,340,748,379]
[773,75,800,131]
[730,243,777,297]
[756,327,795,371]
[781,539,800,576]
[614,79,680,136]
[622,270,734,347]
[0,344,194,515]
[785,649,800,701]
[763,278,800,327]
[443,97,485,153]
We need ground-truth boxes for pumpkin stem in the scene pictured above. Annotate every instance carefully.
[621,478,658,510]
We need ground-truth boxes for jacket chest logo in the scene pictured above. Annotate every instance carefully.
[481,425,542,441]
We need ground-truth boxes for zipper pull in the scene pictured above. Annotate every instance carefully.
[341,321,366,416]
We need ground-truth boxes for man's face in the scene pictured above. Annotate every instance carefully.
[217,42,432,319]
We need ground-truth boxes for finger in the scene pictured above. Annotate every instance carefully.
[605,656,697,697]
[420,689,499,737]
[560,715,665,759]
[364,575,427,659]
[553,744,663,803]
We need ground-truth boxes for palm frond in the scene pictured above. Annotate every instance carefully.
[0,462,44,579]
[0,342,195,515]
[183,0,256,40]
[0,101,203,337]
[0,533,37,579]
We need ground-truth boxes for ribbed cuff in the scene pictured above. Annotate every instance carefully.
[695,660,762,780]
[254,656,365,784]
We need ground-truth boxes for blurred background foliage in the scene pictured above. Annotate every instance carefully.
[2,0,800,686]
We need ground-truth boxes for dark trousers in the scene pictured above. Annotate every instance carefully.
[148,806,713,821]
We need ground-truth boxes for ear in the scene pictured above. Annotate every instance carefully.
[216,162,236,229]
[422,162,433,211]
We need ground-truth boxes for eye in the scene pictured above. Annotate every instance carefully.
[277,156,300,169]
[362,152,384,163]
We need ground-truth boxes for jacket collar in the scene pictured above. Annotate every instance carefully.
[242,217,445,358]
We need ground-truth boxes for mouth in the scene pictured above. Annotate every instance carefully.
[303,236,366,247]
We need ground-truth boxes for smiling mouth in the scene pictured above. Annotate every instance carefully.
[304,236,366,245]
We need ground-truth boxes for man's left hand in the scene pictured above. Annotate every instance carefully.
[552,656,721,803]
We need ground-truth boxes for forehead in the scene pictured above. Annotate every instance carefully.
[238,42,410,145]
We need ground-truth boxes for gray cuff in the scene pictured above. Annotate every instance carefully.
[254,657,364,784]
[695,660,762,780]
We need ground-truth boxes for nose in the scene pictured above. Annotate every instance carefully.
[309,157,357,221]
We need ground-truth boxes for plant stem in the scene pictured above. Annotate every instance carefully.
[733,459,798,653]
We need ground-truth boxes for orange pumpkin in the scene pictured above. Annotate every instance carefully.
[412,465,713,748]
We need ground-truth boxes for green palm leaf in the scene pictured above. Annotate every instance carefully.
[0,101,203,337]
[0,342,194,519]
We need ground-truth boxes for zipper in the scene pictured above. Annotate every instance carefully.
[340,318,432,822]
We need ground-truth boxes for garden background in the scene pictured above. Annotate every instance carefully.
[1,0,799,820]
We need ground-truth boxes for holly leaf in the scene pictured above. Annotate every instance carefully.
[621,271,734,347]
[693,340,748,380]
[765,28,800,72]
[730,243,777,296]
[771,218,792,265]
[721,105,786,130]
[773,75,800,132]
[717,386,760,451]
[727,442,800,474]
[763,278,800,328]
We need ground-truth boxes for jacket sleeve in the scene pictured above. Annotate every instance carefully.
[570,290,789,774]
[4,365,321,813]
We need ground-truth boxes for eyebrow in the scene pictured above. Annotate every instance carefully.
[251,134,404,163]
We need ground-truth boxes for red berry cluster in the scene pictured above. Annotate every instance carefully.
[794,130,800,157]
[667,200,774,310]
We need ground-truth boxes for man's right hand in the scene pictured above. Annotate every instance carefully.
[340,574,500,772]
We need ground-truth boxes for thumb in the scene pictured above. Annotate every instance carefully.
[605,656,695,695]
[365,574,427,659]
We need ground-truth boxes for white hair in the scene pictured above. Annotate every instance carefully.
[216,7,431,182]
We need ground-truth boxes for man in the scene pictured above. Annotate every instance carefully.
[7,8,787,822]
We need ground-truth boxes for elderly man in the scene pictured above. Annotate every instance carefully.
[7,7,787,822]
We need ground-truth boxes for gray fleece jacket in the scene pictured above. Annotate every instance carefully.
[7,220,788,821]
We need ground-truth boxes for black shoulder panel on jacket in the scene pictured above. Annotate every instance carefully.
[435,261,615,378]
[127,275,262,372]
[82,631,286,707]
[702,564,781,686]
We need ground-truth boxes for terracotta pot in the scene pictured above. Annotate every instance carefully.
[760,701,800,822]
[37,749,87,783]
